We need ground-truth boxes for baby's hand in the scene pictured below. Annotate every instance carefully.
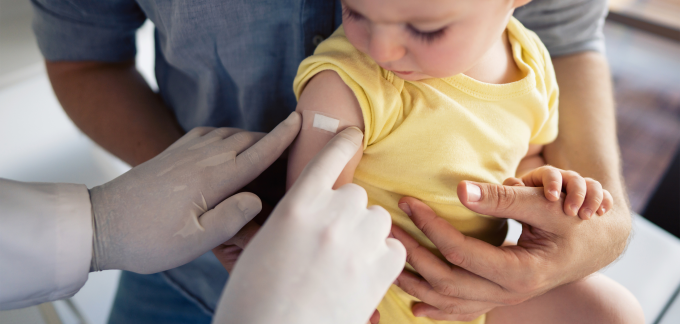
[503,166,613,220]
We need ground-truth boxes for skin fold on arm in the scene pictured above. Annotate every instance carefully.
[46,60,185,166]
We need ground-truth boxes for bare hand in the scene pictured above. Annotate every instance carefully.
[391,180,621,321]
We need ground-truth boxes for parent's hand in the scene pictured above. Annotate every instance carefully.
[391,180,628,321]
[214,127,405,324]
[87,112,301,274]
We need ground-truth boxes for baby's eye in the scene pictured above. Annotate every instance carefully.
[406,25,447,44]
[342,7,364,21]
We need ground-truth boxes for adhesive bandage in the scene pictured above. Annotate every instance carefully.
[301,110,355,135]
[312,114,340,133]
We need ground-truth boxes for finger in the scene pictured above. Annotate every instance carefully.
[457,181,565,229]
[540,167,562,201]
[579,178,603,220]
[395,271,498,318]
[222,130,267,153]
[562,172,587,217]
[165,126,216,151]
[521,166,562,201]
[228,111,301,186]
[391,223,507,301]
[212,244,242,272]
[199,192,262,246]
[356,205,392,246]
[291,127,363,198]
[502,177,525,187]
[598,189,614,215]
[223,220,261,249]
[382,238,407,272]
[369,310,380,324]
[412,302,490,322]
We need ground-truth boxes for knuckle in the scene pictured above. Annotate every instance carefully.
[232,131,253,144]
[338,183,368,205]
[489,185,518,212]
[213,127,231,137]
[245,149,261,165]
[441,247,467,268]
[443,302,461,315]
[566,171,581,180]
[320,225,344,248]
[434,279,459,297]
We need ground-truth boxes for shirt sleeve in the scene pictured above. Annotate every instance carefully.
[0,179,93,311]
[293,27,404,148]
[513,0,608,57]
[31,0,147,62]
[527,31,560,145]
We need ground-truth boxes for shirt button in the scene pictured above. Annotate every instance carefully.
[312,35,325,47]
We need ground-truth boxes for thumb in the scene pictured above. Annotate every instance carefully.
[457,181,561,228]
[199,192,262,244]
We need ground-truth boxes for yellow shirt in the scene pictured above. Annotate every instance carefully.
[294,17,558,324]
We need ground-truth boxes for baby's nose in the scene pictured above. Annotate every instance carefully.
[368,26,406,64]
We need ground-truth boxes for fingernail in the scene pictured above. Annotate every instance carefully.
[283,111,300,125]
[340,126,364,145]
[601,208,606,214]
[582,208,593,219]
[398,203,412,217]
[570,204,579,216]
[550,190,560,199]
[466,183,481,202]
[238,198,261,218]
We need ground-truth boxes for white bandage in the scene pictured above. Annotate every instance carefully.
[301,110,354,135]
[312,114,340,133]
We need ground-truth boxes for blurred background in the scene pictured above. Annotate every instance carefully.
[1,0,679,323]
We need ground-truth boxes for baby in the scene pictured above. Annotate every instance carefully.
[286,0,640,323]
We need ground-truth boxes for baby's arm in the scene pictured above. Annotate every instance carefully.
[287,70,365,190]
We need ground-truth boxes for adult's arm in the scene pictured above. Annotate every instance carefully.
[390,49,632,323]
[0,180,92,311]
[32,0,181,166]
[46,60,183,166]
[545,51,631,267]
[0,114,301,310]
[390,0,633,319]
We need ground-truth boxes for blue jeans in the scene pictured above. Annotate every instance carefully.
[108,253,229,324]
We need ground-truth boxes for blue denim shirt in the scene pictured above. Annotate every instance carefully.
[31,0,607,315]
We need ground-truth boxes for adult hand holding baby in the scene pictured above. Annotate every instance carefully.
[391,180,632,322]
[214,127,405,324]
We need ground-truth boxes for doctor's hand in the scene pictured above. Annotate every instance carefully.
[213,127,406,324]
[391,181,627,321]
[87,112,301,274]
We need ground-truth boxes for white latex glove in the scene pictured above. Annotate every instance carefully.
[214,127,406,324]
[88,112,301,274]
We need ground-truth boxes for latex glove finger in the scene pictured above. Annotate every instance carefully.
[88,113,302,274]
[215,127,405,324]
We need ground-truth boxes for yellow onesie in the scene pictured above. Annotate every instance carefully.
[293,17,559,324]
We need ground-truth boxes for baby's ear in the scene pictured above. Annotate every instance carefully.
[512,0,532,9]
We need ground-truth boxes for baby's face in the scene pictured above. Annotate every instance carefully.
[342,0,525,81]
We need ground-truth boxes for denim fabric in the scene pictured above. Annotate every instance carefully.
[30,0,608,321]
[108,271,212,324]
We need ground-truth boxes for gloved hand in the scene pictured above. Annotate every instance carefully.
[213,127,406,324]
[88,112,301,274]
